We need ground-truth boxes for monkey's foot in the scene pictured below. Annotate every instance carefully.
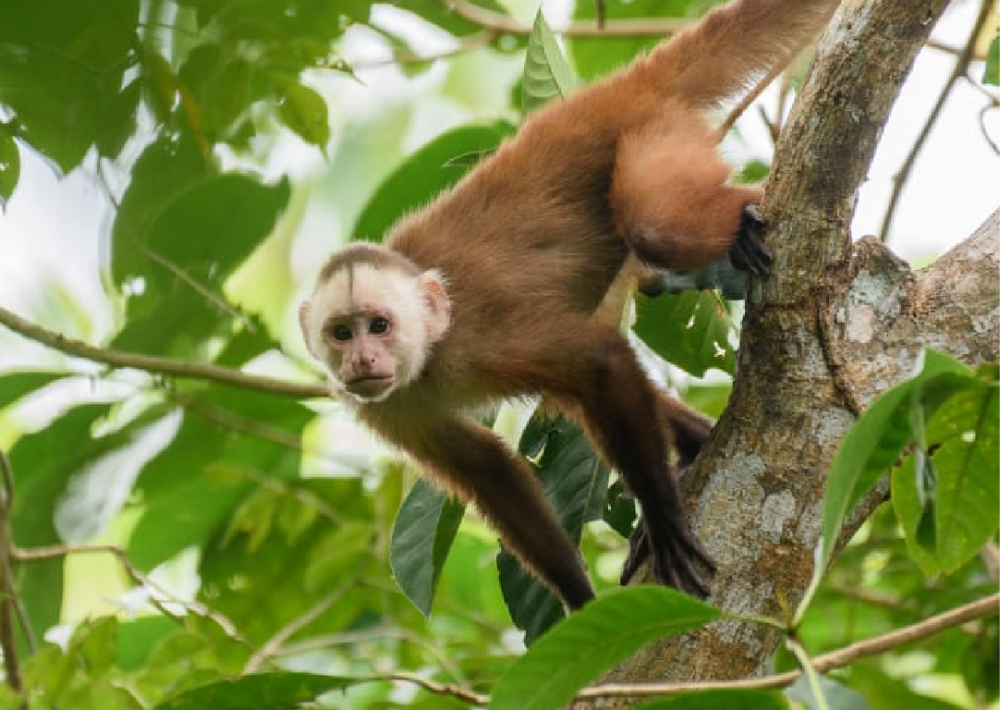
[729,204,772,277]
[621,519,716,598]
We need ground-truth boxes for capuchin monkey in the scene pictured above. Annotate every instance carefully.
[300,0,841,610]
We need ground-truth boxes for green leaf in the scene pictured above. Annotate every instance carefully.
[116,616,177,671]
[390,478,466,616]
[499,417,611,643]
[276,80,330,150]
[112,137,290,356]
[633,689,789,709]
[152,672,351,710]
[202,58,254,140]
[351,123,512,242]
[634,291,736,377]
[521,11,579,114]
[984,32,999,86]
[816,350,973,575]
[0,371,65,410]
[893,380,999,575]
[0,0,140,172]
[489,586,722,710]
[0,130,20,208]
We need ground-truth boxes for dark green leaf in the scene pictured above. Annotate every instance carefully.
[602,479,637,538]
[152,672,351,710]
[276,80,330,150]
[390,478,466,616]
[635,291,736,376]
[0,0,139,172]
[117,617,177,671]
[489,586,722,710]
[351,123,512,242]
[634,689,789,709]
[0,130,20,208]
[202,58,254,139]
[522,11,579,114]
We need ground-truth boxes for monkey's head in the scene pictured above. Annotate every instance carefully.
[299,244,451,404]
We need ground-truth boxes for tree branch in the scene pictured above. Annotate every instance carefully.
[589,0,988,695]
[0,303,328,399]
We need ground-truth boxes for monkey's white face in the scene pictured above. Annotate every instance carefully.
[300,263,450,404]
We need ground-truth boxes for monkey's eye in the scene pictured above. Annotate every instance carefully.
[330,324,353,341]
[369,317,391,335]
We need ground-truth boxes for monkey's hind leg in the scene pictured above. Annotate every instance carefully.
[527,322,716,596]
[610,116,771,276]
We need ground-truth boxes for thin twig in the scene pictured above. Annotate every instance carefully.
[439,0,690,37]
[878,0,993,242]
[348,29,498,68]
[0,452,35,655]
[244,578,356,673]
[11,543,249,648]
[573,593,999,700]
[0,453,23,696]
[365,671,488,706]
[0,303,328,399]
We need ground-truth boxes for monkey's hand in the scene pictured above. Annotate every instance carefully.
[729,204,772,277]
[621,516,716,597]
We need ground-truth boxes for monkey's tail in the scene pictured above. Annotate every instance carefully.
[646,0,840,110]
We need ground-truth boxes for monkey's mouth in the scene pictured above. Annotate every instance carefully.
[344,374,395,399]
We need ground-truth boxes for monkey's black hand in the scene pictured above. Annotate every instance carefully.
[729,204,772,277]
[620,516,716,597]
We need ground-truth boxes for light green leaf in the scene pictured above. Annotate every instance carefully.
[816,350,972,573]
[521,11,579,114]
[390,478,466,616]
[489,586,721,710]
[984,32,999,86]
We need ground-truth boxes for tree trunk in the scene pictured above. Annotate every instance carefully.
[588,0,998,695]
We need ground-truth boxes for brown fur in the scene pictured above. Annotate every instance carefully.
[305,0,840,608]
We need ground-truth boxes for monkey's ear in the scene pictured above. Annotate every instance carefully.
[299,300,315,355]
[419,271,451,342]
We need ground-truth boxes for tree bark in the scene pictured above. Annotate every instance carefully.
[585,0,998,696]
